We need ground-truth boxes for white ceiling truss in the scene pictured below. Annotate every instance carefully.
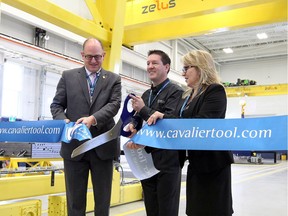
[184,22,287,64]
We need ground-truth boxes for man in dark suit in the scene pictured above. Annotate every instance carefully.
[50,38,121,216]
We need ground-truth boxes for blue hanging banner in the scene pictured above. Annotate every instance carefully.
[0,120,92,143]
[130,115,288,151]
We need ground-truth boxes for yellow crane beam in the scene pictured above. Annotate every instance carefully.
[125,0,279,28]
[96,0,127,72]
[84,0,103,25]
[124,0,287,45]
[1,0,286,47]
[225,84,288,97]
[0,0,127,72]
[1,0,112,47]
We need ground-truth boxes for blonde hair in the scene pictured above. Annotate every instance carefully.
[181,50,222,98]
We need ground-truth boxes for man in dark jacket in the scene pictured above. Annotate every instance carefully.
[127,50,183,216]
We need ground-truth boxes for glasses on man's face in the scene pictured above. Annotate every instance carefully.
[84,55,103,61]
[182,65,195,73]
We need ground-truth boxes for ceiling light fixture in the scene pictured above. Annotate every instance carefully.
[223,48,233,54]
[257,33,268,39]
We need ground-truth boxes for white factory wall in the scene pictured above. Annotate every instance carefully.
[0,13,287,121]
[219,57,287,85]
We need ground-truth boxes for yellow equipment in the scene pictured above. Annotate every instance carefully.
[0,157,143,216]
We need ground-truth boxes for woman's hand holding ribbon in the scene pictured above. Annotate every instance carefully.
[147,111,164,125]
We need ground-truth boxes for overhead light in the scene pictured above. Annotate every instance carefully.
[223,48,233,54]
[204,27,229,35]
[257,33,268,39]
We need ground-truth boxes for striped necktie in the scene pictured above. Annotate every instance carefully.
[90,73,96,84]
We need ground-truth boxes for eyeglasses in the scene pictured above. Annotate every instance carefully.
[84,55,103,61]
[182,65,195,73]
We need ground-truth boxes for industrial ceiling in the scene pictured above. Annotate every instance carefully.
[0,0,287,66]
[184,21,287,64]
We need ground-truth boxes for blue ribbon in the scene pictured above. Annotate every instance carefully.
[0,94,135,144]
[130,115,288,151]
[1,99,287,152]
[0,120,92,143]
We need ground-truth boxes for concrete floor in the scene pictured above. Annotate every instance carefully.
[88,158,288,216]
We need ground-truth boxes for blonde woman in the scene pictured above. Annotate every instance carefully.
[149,50,234,216]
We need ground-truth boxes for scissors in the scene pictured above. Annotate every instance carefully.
[71,94,141,158]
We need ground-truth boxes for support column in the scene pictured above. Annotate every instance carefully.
[171,40,178,71]
[97,0,126,74]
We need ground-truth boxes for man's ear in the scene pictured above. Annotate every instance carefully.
[166,64,170,73]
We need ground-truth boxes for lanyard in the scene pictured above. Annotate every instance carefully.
[148,80,170,107]
[179,87,202,117]
[86,72,100,99]
[179,95,190,117]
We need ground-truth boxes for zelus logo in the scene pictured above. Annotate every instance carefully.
[142,0,176,14]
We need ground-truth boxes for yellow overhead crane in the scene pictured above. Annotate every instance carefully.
[0,0,287,215]
[226,83,288,97]
[1,0,287,72]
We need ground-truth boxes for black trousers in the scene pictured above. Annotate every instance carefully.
[63,150,113,216]
[141,169,182,216]
[186,164,233,216]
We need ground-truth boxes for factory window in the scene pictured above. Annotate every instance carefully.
[41,71,61,120]
[1,61,23,119]
[1,61,37,120]
[122,62,149,84]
